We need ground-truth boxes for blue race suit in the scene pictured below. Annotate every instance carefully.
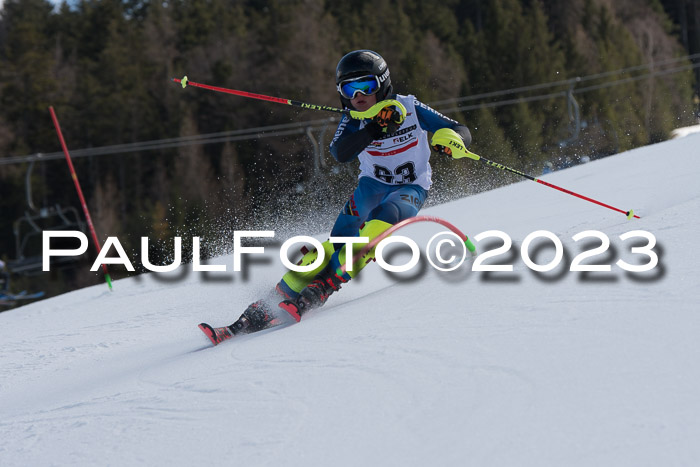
[277,94,471,297]
[328,94,471,240]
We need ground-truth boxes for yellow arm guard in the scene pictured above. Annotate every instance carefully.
[349,99,407,125]
[431,128,480,160]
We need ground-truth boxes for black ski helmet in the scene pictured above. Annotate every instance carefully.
[335,50,393,110]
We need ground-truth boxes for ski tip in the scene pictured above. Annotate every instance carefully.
[278,301,301,323]
[198,323,218,345]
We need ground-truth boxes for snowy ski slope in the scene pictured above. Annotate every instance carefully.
[1,134,699,466]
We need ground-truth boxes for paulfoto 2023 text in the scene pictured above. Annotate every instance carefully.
[42,229,659,274]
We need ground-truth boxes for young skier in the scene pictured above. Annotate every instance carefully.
[200,50,472,344]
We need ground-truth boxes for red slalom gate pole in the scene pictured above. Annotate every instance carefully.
[49,106,113,291]
[342,215,478,275]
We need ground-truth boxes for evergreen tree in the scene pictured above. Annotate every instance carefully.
[0,0,696,302]
[0,0,57,154]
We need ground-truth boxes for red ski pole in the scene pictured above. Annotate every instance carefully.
[172,76,408,122]
[49,106,113,291]
[470,153,641,219]
[432,129,641,219]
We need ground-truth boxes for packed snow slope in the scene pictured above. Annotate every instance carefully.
[1,134,699,467]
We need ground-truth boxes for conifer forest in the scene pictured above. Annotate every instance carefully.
[1,0,699,301]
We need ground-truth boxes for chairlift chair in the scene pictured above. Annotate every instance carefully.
[8,159,87,275]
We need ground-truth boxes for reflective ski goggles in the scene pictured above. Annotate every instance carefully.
[337,75,380,100]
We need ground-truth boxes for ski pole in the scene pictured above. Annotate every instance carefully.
[432,130,640,219]
[472,151,639,219]
[172,76,407,123]
[49,106,113,291]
